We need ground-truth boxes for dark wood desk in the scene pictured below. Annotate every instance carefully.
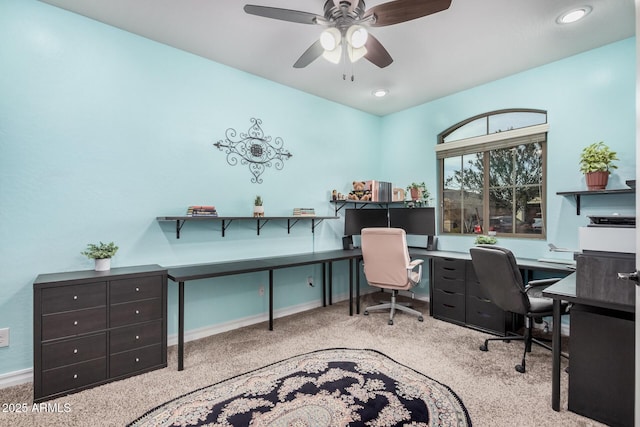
[167,249,364,370]
[543,273,635,424]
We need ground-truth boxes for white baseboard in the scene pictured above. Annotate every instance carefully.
[0,368,33,389]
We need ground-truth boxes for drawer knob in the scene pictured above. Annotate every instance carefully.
[73,349,78,354]
[135,287,140,292]
[135,358,140,363]
[73,374,78,379]
[73,321,78,326]
[73,295,78,300]
[135,335,140,340]
[135,310,140,315]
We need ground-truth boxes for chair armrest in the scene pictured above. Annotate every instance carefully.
[407,259,424,285]
[525,277,561,290]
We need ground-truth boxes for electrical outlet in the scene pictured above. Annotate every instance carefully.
[258,286,265,296]
[307,276,314,287]
[0,328,9,348]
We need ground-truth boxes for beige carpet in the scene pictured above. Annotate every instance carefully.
[3,295,604,426]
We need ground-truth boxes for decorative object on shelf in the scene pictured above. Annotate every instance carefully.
[392,187,405,201]
[347,181,372,200]
[579,141,618,190]
[214,118,292,184]
[332,189,337,200]
[405,182,430,207]
[474,235,497,245]
[253,195,264,217]
[293,208,315,217]
[81,241,119,271]
[186,205,218,217]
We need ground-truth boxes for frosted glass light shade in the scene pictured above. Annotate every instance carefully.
[347,25,368,49]
[320,28,341,51]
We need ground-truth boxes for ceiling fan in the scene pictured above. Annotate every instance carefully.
[244,0,452,69]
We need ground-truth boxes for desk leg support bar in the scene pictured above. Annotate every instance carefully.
[178,281,185,371]
[269,270,274,331]
[551,299,561,411]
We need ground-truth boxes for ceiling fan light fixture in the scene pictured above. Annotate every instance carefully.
[320,27,341,51]
[348,45,367,63]
[346,25,368,49]
[322,45,342,64]
[557,6,592,24]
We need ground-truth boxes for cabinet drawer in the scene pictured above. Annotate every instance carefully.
[110,320,163,354]
[110,344,163,378]
[41,358,107,398]
[433,258,466,280]
[110,299,162,328]
[110,276,163,304]
[42,307,107,341]
[41,333,106,370]
[466,295,506,334]
[41,282,106,314]
[465,263,492,299]
[433,276,465,294]
[431,288,465,323]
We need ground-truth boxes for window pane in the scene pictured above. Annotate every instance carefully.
[489,188,513,233]
[464,190,483,234]
[517,186,542,234]
[488,111,546,134]
[489,147,515,187]
[462,153,484,190]
[443,117,486,142]
[514,143,542,185]
[443,189,462,233]
[443,156,461,189]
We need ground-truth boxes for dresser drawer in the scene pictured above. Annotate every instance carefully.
[41,333,106,370]
[433,258,466,280]
[431,288,465,323]
[466,295,506,334]
[110,344,164,378]
[41,282,106,314]
[465,264,492,299]
[433,276,465,294]
[110,320,162,354]
[41,357,107,398]
[110,276,163,304]
[110,299,162,328]
[42,307,107,341]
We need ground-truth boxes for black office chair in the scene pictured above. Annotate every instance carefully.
[469,245,568,373]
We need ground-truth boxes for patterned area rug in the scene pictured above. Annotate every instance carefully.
[129,348,471,427]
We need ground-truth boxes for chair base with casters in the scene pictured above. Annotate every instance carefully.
[363,290,424,325]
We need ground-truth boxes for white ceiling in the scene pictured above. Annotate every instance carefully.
[39,0,635,116]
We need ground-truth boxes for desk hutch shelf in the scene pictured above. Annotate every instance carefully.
[329,200,406,215]
[556,188,634,215]
[156,216,338,239]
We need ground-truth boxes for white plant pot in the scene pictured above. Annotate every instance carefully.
[253,206,264,217]
[94,258,111,271]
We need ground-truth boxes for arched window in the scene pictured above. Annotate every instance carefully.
[436,109,548,238]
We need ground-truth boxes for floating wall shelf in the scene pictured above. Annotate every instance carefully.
[556,188,634,215]
[329,200,406,215]
[156,216,338,239]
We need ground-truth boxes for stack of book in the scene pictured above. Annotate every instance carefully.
[292,208,315,217]
[187,206,218,217]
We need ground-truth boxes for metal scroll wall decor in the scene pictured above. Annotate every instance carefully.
[213,118,292,184]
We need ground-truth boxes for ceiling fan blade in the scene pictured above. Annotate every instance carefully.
[365,0,452,27]
[293,40,325,68]
[244,5,325,25]
[364,34,393,68]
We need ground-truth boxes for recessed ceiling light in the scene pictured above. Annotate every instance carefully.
[557,6,592,24]
[372,89,388,98]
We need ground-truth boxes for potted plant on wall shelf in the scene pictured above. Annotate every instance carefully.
[253,195,264,217]
[406,182,430,206]
[579,141,619,190]
[81,241,119,271]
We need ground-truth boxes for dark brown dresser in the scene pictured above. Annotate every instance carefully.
[33,265,167,402]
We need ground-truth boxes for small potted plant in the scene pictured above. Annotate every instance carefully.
[474,235,498,245]
[579,141,619,190]
[81,241,119,271]
[253,195,264,217]
[406,182,430,206]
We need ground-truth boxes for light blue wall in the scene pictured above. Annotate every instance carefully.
[0,0,381,374]
[380,37,636,259]
[0,0,635,376]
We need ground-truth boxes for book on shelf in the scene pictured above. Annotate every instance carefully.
[187,205,218,217]
[292,208,316,217]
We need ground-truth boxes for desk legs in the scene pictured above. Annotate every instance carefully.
[178,281,185,371]
[356,258,360,315]
[349,259,354,316]
[329,262,333,305]
[322,263,326,307]
[269,270,274,331]
[551,299,561,411]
